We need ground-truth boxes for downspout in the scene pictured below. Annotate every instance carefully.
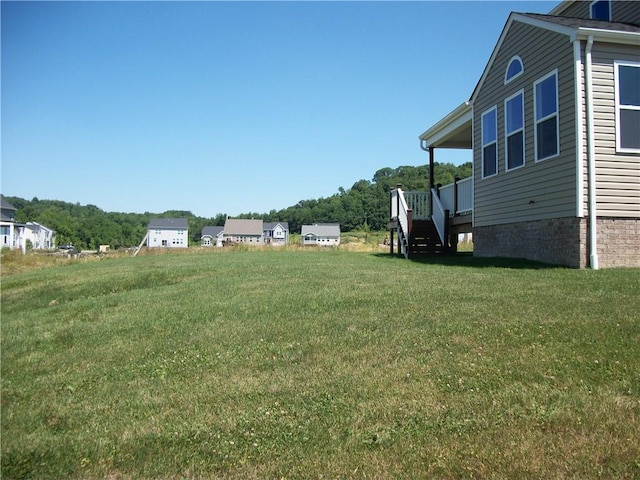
[585,35,599,269]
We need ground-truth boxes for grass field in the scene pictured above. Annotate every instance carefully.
[2,248,639,479]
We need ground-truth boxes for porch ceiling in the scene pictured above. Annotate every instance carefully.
[419,102,472,149]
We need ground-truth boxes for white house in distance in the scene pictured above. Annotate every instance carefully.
[1,197,25,251]
[264,222,289,246]
[147,218,188,248]
[24,222,56,250]
[301,223,341,246]
[201,226,224,247]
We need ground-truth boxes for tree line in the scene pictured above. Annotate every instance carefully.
[6,162,471,250]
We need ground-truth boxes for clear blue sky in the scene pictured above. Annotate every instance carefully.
[1,0,555,218]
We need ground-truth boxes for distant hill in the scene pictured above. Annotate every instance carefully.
[5,162,471,249]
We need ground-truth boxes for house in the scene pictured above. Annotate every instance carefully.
[301,223,341,246]
[147,218,188,248]
[0,197,25,251]
[24,222,56,250]
[264,222,289,246]
[223,219,264,245]
[201,226,224,247]
[416,0,639,268]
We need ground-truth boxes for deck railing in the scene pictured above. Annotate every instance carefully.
[390,176,472,257]
[437,176,473,215]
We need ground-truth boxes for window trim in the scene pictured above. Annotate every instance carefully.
[481,106,498,178]
[533,69,560,162]
[590,0,611,21]
[505,56,524,84]
[504,89,525,171]
[614,60,640,153]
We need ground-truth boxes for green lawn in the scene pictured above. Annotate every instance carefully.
[2,249,639,479]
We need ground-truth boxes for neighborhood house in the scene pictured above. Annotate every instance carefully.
[201,226,224,247]
[301,223,341,246]
[1,197,57,251]
[393,0,639,268]
[203,220,290,246]
[147,218,188,248]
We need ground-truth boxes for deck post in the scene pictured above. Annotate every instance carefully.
[444,209,450,252]
[429,148,435,214]
[454,176,460,215]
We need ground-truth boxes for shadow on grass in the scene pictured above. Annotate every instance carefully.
[373,251,566,269]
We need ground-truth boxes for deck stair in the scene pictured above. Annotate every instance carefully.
[407,219,447,258]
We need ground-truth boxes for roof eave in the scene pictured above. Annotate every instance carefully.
[419,101,472,149]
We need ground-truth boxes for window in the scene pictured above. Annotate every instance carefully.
[615,62,640,152]
[534,70,559,161]
[505,56,524,84]
[590,0,611,21]
[482,107,498,177]
[505,90,525,170]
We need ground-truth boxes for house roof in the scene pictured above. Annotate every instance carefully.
[264,222,289,231]
[1,196,16,211]
[224,218,263,236]
[148,218,188,229]
[25,222,56,233]
[201,226,224,237]
[419,102,472,149]
[471,11,640,102]
[301,223,341,237]
[421,6,640,148]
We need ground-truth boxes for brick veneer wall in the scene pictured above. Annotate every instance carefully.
[474,217,640,268]
[597,218,640,268]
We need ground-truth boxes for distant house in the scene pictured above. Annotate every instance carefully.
[264,222,289,246]
[147,218,188,248]
[201,226,224,247]
[0,197,25,251]
[301,223,341,246]
[24,222,56,250]
[223,219,264,244]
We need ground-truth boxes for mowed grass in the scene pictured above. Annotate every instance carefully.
[1,249,639,479]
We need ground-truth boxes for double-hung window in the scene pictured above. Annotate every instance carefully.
[615,62,640,152]
[482,107,498,178]
[534,70,559,161]
[505,90,525,170]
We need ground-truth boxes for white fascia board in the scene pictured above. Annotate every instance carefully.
[419,102,472,148]
[576,28,640,45]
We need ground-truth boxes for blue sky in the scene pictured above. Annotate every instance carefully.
[2,0,555,218]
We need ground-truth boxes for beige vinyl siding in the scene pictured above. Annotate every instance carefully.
[473,22,578,227]
[587,43,640,217]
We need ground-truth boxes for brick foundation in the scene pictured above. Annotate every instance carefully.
[474,217,640,268]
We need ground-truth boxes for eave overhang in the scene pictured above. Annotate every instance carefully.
[419,102,472,149]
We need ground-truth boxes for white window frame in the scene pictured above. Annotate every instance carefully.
[614,61,640,153]
[534,69,560,162]
[505,56,524,84]
[481,106,498,178]
[504,89,525,171]
[590,0,611,21]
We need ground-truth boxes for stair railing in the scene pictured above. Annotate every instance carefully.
[431,188,449,248]
[390,186,413,258]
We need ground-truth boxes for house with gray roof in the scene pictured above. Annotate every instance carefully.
[263,222,289,246]
[301,223,341,247]
[1,196,25,251]
[201,226,224,247]
[416,0,639,268]
[223,218,264,245]
[147,218,188,248]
